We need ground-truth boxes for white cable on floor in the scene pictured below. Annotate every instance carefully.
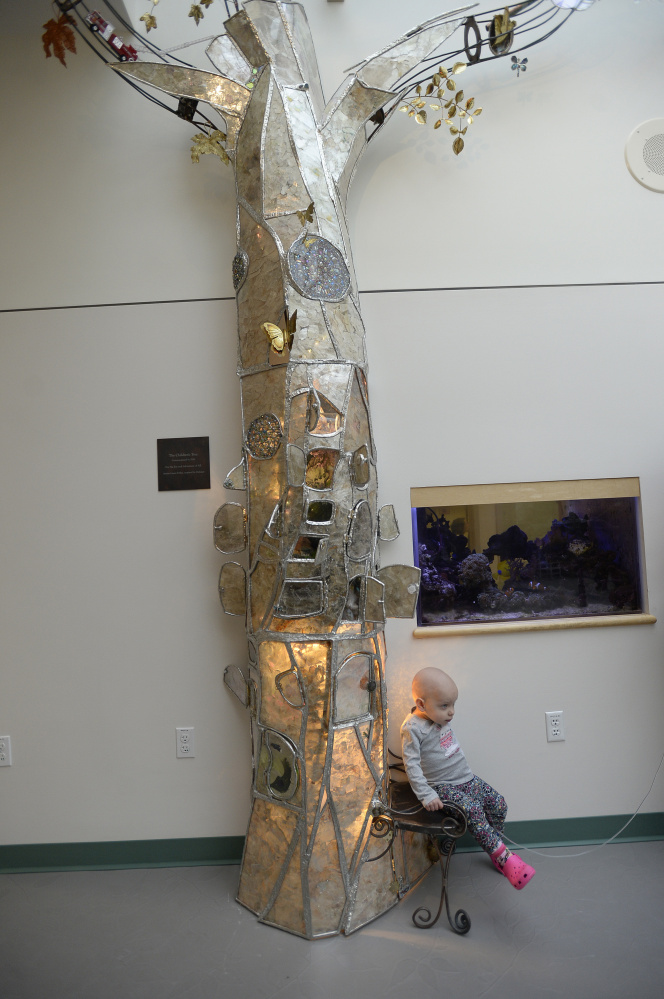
[502,747,664,859]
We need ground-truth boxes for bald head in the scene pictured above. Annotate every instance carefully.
[412,667,458,726]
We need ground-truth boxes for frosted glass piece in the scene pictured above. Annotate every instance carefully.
[244,0,304,89]
[237,210,284,369]
[242,366,287,427]
[223,663,248,706]
[264,837,306,937]
[218,562,247,617]
[249,559,279,633]
[321,302,367,369]
[294,642,330,828]
[335,653,372,722]
[308,804,346,935]
[225,9,268,65]
[263,84,311,216]
[276,579,325,618]
[305,449,340,490]
[393,826,435,894]
[259,642,302,744]
[376,564,421,618]
[357,17,465,91]
[206,34,252,84]
[288,391,308,448]
[265,503,282,539]
[237,798,298,915]
[329,727,376,869]
[347,500,373,560]
[344,371,371,456]
[214,503,247,553]
[112,63,251,118]
[288,235,351,303]
[287,2,326,118]
[310,363,352,413]
[322,78,389,183]
[365,576,386,624]
[345,850,397,934]
[309,392,343,436]
[287,445,306,486]
[280,90,336,239]
[224,460,246,490]
[282,486,304,538]
[286,290,337,362]
[341,576,363,622]
[236,65,270,207]
[351,446,370,489]
[378,504,399,542]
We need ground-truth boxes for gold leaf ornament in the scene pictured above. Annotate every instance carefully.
[188,4,204,26]
[452,62,467,75]
[415,111,427,125]
[140,13,157,32]
[453,136,465,156]
[190,130,230,165]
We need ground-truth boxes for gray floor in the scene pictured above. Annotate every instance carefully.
[1,841,662,999]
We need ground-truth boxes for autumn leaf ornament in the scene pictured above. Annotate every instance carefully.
[42,13,76,67]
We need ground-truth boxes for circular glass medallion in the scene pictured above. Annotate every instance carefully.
[245,413,282,459]
[232,250,248,291]
[288,235,350,302]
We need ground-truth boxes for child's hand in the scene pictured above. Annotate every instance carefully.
[424,797,445,811]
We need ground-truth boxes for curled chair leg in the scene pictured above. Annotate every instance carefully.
[412,836,471,935]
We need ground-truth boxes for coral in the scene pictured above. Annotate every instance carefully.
[457,553,494,594]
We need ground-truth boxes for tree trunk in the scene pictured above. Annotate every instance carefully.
[116,0,466,937]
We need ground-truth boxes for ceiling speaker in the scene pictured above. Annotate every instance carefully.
[625,119,664,193]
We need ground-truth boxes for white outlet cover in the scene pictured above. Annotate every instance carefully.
[625,119,664,193]
[0,735,12,766]
[176,727,196,758]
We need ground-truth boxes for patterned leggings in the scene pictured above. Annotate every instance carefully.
[432,776,507,855]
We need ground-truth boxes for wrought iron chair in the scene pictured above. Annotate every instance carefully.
[369,752,471,934]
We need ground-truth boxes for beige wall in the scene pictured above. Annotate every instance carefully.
[1,0,663,844]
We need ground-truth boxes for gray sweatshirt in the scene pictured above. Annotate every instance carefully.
[400,710,474,806]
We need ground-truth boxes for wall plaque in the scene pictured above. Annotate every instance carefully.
[157,437,210,491]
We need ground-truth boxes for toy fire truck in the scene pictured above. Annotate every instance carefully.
[85,11,138,62]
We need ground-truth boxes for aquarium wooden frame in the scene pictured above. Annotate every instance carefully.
[411,477,656,638]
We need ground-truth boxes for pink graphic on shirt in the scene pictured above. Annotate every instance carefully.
[440,728,460,759]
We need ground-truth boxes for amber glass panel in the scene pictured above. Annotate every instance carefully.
[305,449,340,490]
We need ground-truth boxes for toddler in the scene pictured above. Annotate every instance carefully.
[400,666,535,890]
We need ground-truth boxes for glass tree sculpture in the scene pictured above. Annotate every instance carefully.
[112,0,471,937]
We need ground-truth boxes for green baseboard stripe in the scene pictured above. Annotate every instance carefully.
[1,814,662,874]
[0,836,245,874]
[454,811,664,854]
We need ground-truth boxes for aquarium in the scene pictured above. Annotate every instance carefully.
[411,478,648,629]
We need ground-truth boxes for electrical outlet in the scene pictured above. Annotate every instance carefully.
[545,711,565,742]
[176,727,195,758]
[0,735,12,767]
